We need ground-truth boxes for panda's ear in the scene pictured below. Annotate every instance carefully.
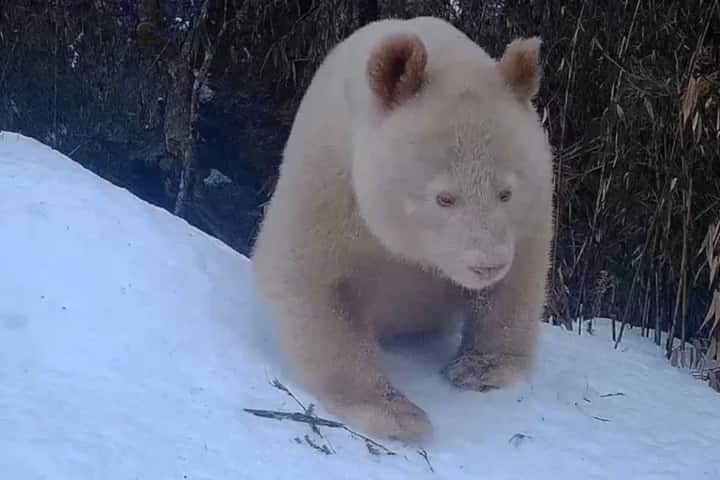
[367,33,428,111]
[498,37,542,102]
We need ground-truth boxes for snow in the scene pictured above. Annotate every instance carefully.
[1,130,719,479]
[203,168,232,187]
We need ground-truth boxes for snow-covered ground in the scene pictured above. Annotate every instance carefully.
[1,131,719,479]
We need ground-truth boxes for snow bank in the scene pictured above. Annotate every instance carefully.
[1,131,718,479]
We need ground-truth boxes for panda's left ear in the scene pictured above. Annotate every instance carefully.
[498,37,542,103]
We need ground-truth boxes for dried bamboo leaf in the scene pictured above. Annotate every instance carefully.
[681,76,698,127]
[700,290,720,334]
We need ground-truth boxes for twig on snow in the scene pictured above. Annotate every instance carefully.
[574,401,612,423]
[599,392,626,398]
[267,374,332,447]
[243,408,344,428]
[250,376,399,457]
[417,448,435,473]
[304,434,333,455]
[508,433,533,448]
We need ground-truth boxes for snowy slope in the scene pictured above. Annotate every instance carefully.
[1,131,719,480]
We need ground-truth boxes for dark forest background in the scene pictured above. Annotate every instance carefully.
[1,0,719,390]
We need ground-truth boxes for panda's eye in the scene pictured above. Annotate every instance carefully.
[436,192,457,208]
[498,189,512,202]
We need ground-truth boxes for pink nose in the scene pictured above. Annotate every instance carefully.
[468,264,506,279]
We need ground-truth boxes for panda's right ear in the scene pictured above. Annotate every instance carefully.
[367,33,428,112]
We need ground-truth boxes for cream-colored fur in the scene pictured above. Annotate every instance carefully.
[251,16,554,443]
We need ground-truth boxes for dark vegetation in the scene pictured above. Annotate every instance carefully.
[1,0,718,389]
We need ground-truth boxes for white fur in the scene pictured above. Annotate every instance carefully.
[251,16,554,443]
